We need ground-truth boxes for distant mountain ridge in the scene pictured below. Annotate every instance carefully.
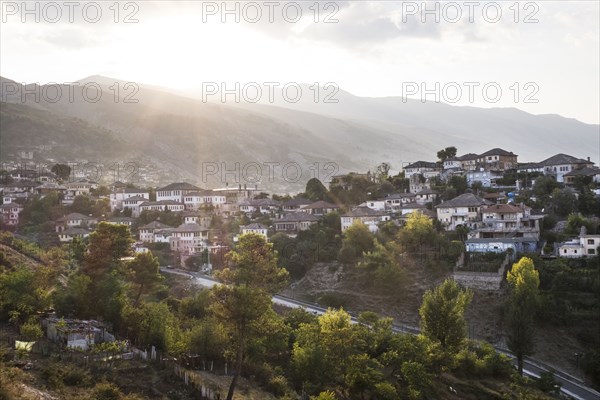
[1,75,598,191]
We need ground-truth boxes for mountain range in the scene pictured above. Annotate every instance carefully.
[1,75,598,192]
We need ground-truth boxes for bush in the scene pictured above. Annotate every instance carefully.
[93,382,123,400]
[267,375,290,397]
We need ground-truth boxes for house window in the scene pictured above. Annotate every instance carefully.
[588,249,596,255]
[564,249,567,254]
[588,239,595,245]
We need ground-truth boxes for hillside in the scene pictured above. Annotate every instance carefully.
[1,76,598,191]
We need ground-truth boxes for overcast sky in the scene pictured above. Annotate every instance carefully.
[1,1,599,124]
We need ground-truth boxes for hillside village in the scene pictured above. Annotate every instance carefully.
[2,146,600,399]
[2,148,599,273]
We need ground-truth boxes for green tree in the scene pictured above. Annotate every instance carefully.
[305,178,329,201]
[437,147,457,162]
[126,252,163,306]
[51,163,71,181]
[71,195,93,216]
[339,222,374,263]
[551,188,577,216]
[375,162,392,184]
[505,257,540,375]
[419,279,473,353]
[211,233,289,400]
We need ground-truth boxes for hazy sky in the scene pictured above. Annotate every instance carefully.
[1,1,599,124]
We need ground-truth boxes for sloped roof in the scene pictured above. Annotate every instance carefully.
[479,148,517,157]
[243,223,268,230]
[342,206,387,217]
[458,153,479,161]
[60,227,91,235]
[436,193,491,208]
[482,204,527,214]
[123,195,148,202]
[302,200,339,209]
[564,167,600,177]
[59,212,97,221]
[173,223,205,233]
[404,161,438,169]
[277,212,320,222]
[540,154,591,166]
[157,182,200,191]
[138,221,172,230]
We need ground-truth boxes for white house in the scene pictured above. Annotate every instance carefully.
[109,188,150,211]
[183,190,227,210]
[361,200,387,211]
[341,206,390,233]
[55,213,98,232]
[58,227,91,243]
[300,201,339,216]
[138,220,173,243]
[138,200,185,214]
[156,182,200,202]
[466,169,503,188]
[403,161,440,179]
[0,203,23,227]
[274,212,320,234]
[435,193,492,230]
[476,204,541,240]
[415,188,438,205]
[123,196,149,217]
[170,223,209,254]
[241,223,269,241]
[558,227,600,258]
[523,154,595,183]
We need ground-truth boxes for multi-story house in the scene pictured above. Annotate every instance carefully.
[282,197,312,212]
[341,206,390,232]
[138,220,174,243]
[182,211,212,228]
[170,223,208,254]
[457,154,479,171]
[183,190,227,210]
[156,182,200,202]
[415,188,438,205]
[384,193,417,211]
[403,161,440,179]
[138,200,185,214]
[57,227,90,243]
[300,201,339,216]
[476,148,518,171]
[475,204,541,240]
[239,199,281,215]
[557,227,600,258]
[241,223,269,241]
[0,202,23,227]
[109,188,150,211]
[123,196,149,217]
[55,213,98,232]
[466,169,503,188]
[274,212,319,234]
[564,167,600,185]
[518,154,595,183]
[435,193,491,230]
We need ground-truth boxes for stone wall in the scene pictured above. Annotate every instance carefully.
[453,253,509,291]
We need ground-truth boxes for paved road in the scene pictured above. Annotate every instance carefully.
[161,268,600,400]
